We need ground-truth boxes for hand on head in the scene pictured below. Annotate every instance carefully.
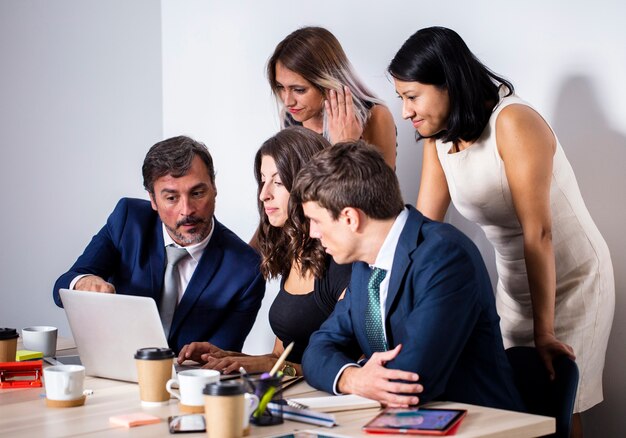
[338,344,423,407]
[326,86,363,144]
[74,275,115,293]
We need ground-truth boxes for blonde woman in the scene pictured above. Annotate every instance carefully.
[267,26,396,168]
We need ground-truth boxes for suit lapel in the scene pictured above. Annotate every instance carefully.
[149,217,166,301]
[352,262,373,355]
[384,206,424,324]
[169,220,225,336]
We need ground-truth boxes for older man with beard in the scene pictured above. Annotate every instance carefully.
[53,136,265,353]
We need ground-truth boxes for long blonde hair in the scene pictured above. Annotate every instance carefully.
[267,26,384,140]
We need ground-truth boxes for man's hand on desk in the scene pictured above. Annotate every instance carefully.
[74,275,116,293]
[338,344,422,408]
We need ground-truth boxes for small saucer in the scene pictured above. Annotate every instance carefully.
[140,399,170,407]
[45,395,86,408]
[180,403,204,414]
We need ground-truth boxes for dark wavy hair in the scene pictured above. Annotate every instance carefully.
[388,26,514,144]
[254,126,330,279]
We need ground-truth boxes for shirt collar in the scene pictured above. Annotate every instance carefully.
[162,217,214,263]
[371,207,409,271]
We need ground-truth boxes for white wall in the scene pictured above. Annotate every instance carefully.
[161,1,626,436]
[0,1,162,334]
[1,0,623,435]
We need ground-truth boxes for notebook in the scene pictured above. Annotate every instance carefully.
[286,394,380,413]
[59,289,169,382]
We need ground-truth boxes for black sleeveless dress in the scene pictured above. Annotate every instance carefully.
[268,257,352,363]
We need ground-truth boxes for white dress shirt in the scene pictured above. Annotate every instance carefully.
[162,218,214,302]
[333,207,409,393]
[71,217,215,302]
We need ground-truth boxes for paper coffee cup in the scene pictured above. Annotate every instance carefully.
[204,381,246,438]
[134,347,175,406]
[22,326,58,357]
[44,365,85,401]
[0,328,19,362]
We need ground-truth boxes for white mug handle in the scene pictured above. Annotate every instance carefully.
[246,393,259,412]
[165,378,181,400]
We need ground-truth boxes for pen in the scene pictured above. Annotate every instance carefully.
[269,341,295,377]
[254,342,295,419]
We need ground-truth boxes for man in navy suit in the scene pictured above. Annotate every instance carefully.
[294,141,523,411]
[54,136,265,353]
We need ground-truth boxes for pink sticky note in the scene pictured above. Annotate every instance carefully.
[109,412,161,428]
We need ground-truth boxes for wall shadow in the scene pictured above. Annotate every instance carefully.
[550,75,626,437]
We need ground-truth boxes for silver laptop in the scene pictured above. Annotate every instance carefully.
[59,289,169,382]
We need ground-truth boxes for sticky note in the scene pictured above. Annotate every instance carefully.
[109,413,161,428]
[15,350,44,361]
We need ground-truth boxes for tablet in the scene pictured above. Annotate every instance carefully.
[362,407,467,435]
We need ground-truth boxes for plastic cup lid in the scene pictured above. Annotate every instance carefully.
[0,328,19,340]
[203,381,245,396]
[134,347,175,360]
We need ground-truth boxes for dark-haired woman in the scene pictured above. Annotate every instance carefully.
[177,127,352,376]
[389,27,613,431]
[268,26,396,168]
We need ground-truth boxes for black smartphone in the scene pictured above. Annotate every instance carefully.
[168,414,206,434]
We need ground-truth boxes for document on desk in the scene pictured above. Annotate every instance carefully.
[269,431,352,438]
[287,394,380,413]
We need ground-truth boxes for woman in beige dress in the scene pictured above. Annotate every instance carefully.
[388,27,614,436]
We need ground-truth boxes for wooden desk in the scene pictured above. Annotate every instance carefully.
[0,373,554,438]
[1,337,554,437]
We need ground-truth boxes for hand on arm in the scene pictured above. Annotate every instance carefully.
[337,345,422,407]
[497,105,575,377]
[326,86,363,144]
[74,275,115,293]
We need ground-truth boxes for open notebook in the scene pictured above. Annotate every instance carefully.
[286,394,380,413]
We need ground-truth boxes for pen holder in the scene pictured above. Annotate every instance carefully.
[244,374,284,426]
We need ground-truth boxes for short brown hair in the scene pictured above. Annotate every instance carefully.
[292,141,404,219]
[142,136,215,194]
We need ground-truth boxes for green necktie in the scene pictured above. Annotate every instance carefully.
[365,267,388,353]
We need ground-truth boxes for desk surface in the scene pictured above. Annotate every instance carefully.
[1,339,555,437]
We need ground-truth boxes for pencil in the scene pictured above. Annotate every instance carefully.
[269,341,295,376]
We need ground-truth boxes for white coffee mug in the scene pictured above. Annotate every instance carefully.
[44,365,85,401]
[22,326,58,357]
[166,369,220,406]
[243,393,260,433]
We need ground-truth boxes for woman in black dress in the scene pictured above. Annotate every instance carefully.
[177,126,352,376]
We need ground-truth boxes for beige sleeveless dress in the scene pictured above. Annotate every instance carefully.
[435,91,615,412]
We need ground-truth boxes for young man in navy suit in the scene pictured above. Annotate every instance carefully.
[294,141,523,411]
[53,136,265,353]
